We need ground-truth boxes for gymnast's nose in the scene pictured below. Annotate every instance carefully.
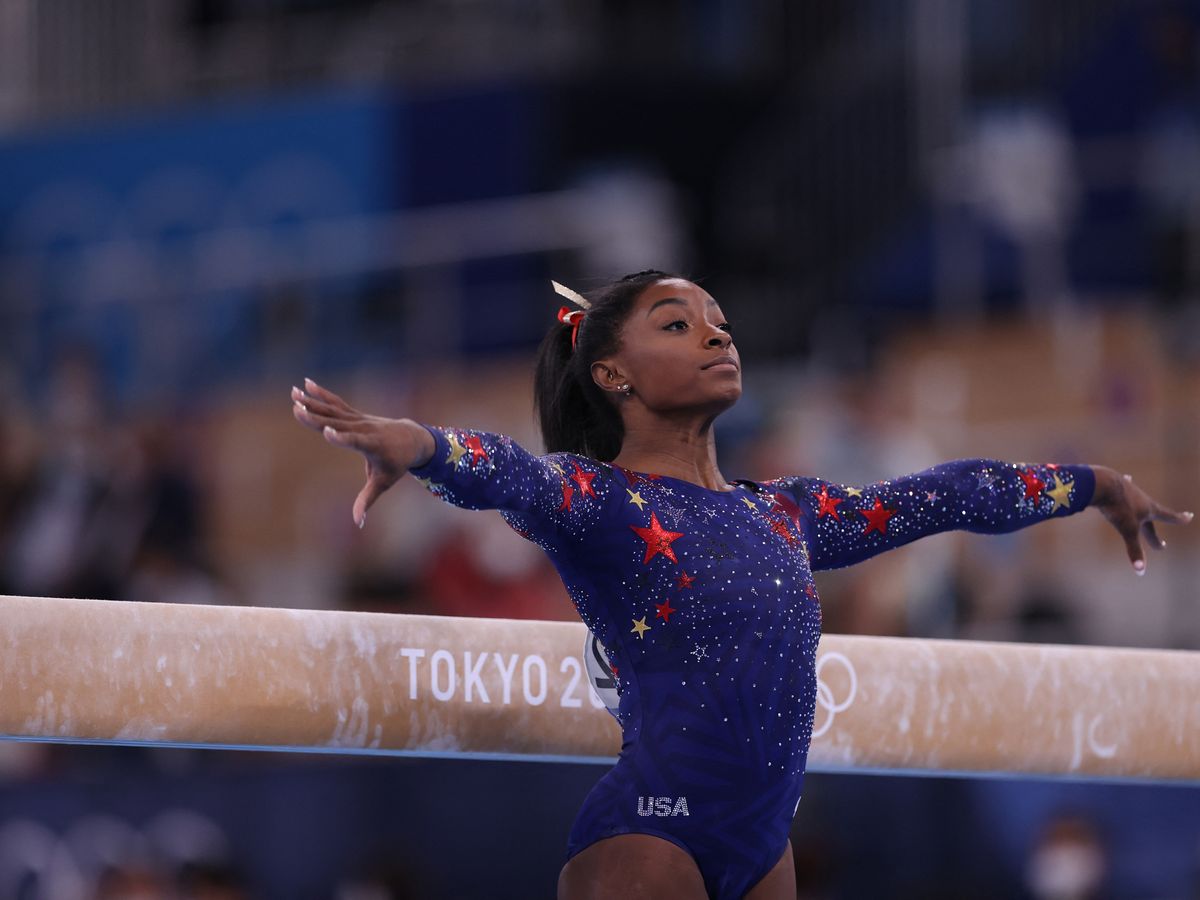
[706,331,731,348]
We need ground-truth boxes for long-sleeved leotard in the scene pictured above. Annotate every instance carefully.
[408,425,1095,900]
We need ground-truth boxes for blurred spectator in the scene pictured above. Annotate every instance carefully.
[1138,4,1200,362]
[1,347,125,599]
[0,345,227,606]
[0,401,39,592]
[1025,813,1108,900]
[6,349,114,598]
[967,105,1079,311]
[122,419,232,607]
[175,860,253,900]
[333,854,427,900]
[569,166,691,278]
[418,515,576,621]
[94,865,174,900]
[1014,579,1085,646]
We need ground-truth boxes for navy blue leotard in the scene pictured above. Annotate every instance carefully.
[408,424,1095,899]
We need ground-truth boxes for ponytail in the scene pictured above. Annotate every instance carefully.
[533,270,676,461]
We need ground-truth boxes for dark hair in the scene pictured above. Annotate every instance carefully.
[534,269,678,461]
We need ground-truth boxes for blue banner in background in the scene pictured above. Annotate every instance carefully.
[0,82,548,405]
[0,85,399,239]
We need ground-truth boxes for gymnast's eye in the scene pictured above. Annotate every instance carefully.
[719,322,734,333]
[664,320,687,331]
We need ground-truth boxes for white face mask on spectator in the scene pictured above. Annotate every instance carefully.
[1026,840,1105,900]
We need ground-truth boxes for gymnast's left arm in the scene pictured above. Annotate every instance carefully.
[778,460,1191,573]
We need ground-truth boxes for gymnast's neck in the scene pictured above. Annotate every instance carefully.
[609,409,732,492]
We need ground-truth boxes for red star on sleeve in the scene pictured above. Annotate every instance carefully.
[813,485,844,520]
[859,497,897,535]
[559,479,574,512]
[1016,467,1046,501]
[571,461,598,499]
[463,434,489,465]
[675,570,695,590]
[769,516,799,545]
[630,512,685,564]
[655,599,677,622]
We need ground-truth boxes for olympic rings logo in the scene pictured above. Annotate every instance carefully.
[812,651,857,739]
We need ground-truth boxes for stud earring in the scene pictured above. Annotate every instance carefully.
[618,384,631,394]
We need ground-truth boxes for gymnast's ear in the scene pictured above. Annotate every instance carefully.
[590,360,627,395]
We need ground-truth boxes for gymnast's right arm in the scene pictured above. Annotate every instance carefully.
[291,378,591,539]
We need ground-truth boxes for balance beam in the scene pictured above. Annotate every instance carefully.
[1,595,1196,781]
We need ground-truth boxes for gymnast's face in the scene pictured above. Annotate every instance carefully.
[593,278,741,417]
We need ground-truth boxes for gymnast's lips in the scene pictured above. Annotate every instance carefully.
[701,354,739,371]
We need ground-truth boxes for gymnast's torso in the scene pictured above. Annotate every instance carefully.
[408,423,1094,899]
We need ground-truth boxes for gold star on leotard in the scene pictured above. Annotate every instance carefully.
[740,495,757,510]
[631,617,651,639]
[416,476,433,489]
[445,432,468,467]
[1046,473,1073,512]
[626,489,648,510]
[845,486,863,497]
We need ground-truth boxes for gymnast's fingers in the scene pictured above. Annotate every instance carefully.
[1120,521,1146,575]
[292,387,353,422]
[322,425,373,452]
[1150,503,1194,527]
[352,471,396,529]
[293,401,336,432]
[295,403,369,434]
[1142,520,1165,551]
[292,400,325,433]
[304,378,357,414]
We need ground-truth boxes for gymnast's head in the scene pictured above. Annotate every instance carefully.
[534,271,740,462]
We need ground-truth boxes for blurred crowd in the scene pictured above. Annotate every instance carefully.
[0,349,228,610]
[0,771,1188,900]
[0,803,429,900]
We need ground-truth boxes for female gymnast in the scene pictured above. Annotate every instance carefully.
[291,270,1191,900]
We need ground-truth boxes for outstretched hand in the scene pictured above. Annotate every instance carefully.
[291,379,434,528]
[1090,465,1193,575]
